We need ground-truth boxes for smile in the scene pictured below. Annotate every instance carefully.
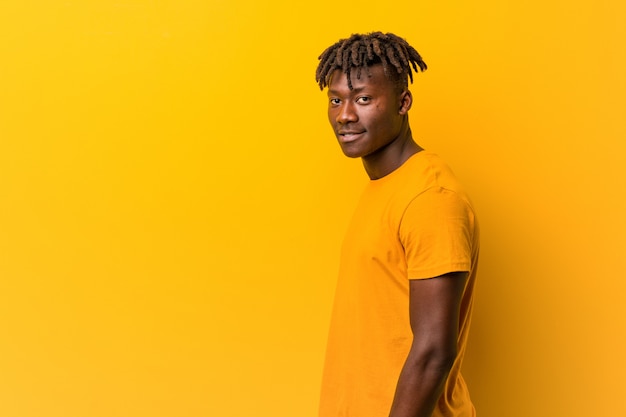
[338,131,364,143]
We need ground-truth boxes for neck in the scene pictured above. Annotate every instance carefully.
[362,122,422,180]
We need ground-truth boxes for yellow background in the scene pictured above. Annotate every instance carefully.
[1,1,625,416]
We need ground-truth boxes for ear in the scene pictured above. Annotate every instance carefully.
[398,90,413,115]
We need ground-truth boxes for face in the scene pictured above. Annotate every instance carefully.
[327,64,411,159]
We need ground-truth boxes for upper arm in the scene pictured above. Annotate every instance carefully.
[400,189,474,281]
[408,272,468,360]
[401,188,475,358]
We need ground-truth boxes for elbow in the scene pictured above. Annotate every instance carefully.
[436,351,457,374]
[408,344,457,377]
[428,349,457,376]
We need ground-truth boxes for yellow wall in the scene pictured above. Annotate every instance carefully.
[1,1,624,416]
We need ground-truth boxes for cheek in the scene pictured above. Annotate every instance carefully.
[327,106,338,120]
[364,110,385,129]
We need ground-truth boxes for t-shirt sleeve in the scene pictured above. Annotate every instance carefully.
[399,187,475,280]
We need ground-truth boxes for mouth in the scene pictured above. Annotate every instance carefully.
[337,131,365,143]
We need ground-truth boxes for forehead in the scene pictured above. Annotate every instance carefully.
[327,64,395,93]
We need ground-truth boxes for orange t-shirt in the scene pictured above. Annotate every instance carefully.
[319,151,479,417]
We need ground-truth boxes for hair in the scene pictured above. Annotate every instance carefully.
[315,32,427,91]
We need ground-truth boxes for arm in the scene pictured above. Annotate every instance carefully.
[388,271,468,417]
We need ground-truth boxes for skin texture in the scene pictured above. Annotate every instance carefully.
[327,64,467,417]
[389,272,468,417]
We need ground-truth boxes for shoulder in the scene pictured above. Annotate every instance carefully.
[398,154,477,240]
[399,152,474,211]
[401,186,475,232]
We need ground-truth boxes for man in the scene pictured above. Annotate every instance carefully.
[316,32,479,417]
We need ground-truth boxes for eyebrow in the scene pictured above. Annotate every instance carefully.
[328,86,367,96]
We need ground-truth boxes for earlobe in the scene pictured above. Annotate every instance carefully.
[399,90,413,115]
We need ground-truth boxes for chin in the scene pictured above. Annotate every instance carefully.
[338,142,368,159]
[340,148,366,159]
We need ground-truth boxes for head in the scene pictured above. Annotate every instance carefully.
[316,33,427,170]
[315,32,427,93]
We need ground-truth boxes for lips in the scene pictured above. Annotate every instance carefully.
[337,130,365,143]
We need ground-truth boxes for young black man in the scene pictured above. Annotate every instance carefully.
[316,32,479,417]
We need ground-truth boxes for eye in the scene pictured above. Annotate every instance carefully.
[356,96,371,104]
[329,98,341,105]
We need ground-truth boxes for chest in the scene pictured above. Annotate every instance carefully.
[341,189,413,271]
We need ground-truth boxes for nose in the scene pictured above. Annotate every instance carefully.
[336,102,358,124]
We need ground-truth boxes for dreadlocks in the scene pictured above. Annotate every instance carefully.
[315,32,427,91]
